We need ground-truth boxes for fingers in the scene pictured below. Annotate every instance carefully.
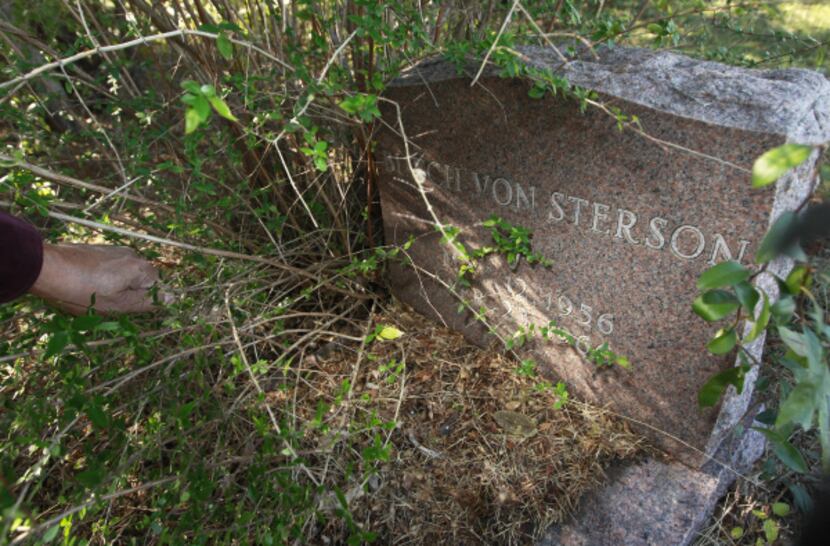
[98,288,159,314]
[128,260,160,290]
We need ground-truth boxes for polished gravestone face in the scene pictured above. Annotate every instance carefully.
[377,73,779,465]
[376,46,825,470]
[377,47,829,545]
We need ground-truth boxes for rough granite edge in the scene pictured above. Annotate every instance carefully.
[392,45,830,145]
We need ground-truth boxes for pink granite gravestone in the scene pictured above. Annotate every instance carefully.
[376,46,829,545]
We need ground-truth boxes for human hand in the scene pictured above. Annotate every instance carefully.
[31,244,166,315]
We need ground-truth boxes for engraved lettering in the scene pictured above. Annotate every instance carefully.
[515,183,536,210]
[568,196,589,226]
[591,202,611,234]
[549,192,566,222]
[427,161,449,189]
[615,208,640,244]
[473,172,491,195]
[707,234,751,265]
[670,224,706,259]
[646,216,668,250]
[493,177,513,206]
[452,166,463,192]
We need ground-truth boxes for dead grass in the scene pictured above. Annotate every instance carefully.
[302,301,647,545]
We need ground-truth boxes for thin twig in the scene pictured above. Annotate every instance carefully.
[0,29,291,92]
[471,0,519,87]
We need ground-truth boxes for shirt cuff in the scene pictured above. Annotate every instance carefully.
[0,211,45,303]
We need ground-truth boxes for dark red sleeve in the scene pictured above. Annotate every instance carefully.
[0,211,44,303]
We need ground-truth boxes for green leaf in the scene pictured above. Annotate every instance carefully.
[778,326,808,357]
[181,80,201,94]
[772,502,790,517]
[217,33,233,60]
[785,265,809,295]
[763,518,779,542]
[73,314,103,332]
[528,85,546,99]
[693,290,740,322]
[803,328,823,374]
[776,381,817,431]
[76,466,104,489]
[314,157,328,171]
[756,212,798,264]
[771,296,796,323]
[707,327,737,355]
[734,281,760,315]
[730,527,744,540]
[746,292,770,343]
[756,428,808,473]
[697,261,750,290]
[377,326,403,341]
[185,108,202,134]
[85,404,108,429]
[44,331,69,358]
[209,96,238,122]
[698,365,748,407]
[788,483,813,513]
[43,525,60,542]
[752,144,812,188]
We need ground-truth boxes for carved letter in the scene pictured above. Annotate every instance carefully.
[708,234,751,265]
[492,178,513,207]
[670,225,706,259]
[568,196,589,226]
[473,172,491,195]
[515,183,536,210]
[591,202,610,234]
[383,154,397,173]
[427,161,450,190]
[548,192,566,222]
[615,208,640,244]
[452,166,463,192]
[646,216,668,250]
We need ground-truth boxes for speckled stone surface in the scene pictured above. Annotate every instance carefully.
[376,46,827,545]
[538,459,720,546]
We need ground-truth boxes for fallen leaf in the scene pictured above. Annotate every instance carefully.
[378,325,404,340]
[493,410,537,437]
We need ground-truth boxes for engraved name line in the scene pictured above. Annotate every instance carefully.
[385,154,752,266]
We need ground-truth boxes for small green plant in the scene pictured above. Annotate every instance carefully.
[729,501,791,545]
[475,215,553,268]
[180,80,238,134]
[694,143,829,476]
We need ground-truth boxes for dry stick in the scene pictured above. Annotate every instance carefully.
[0,28,291,92]
[9,476,176,545]
[67,0,139,98]
[515,1,569,62]
[274,142,319,229]
[223,290,321,487]
[0,154,238,238]
[0,154,150,204]
[0,202,368,299]
[59,63,129,187]
[585,98,751,173]
[471,0,519,87]
[2,416,80,542]
[381,96,469,265]
[271,29,359,229]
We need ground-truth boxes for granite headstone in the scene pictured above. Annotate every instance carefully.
[376,46,829,545]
